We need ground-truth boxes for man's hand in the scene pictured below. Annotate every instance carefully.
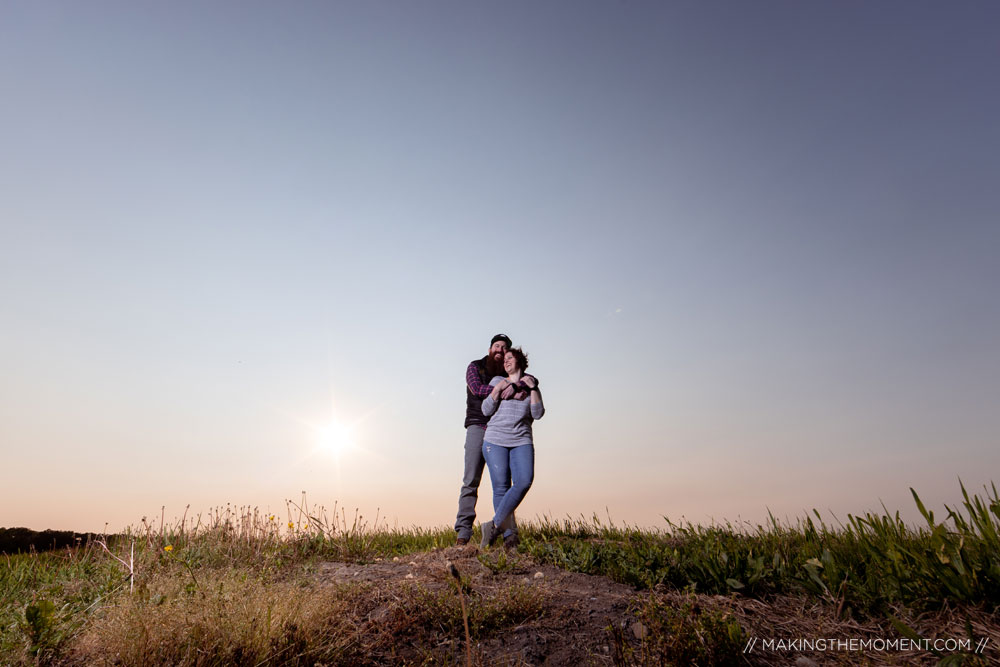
[522,375,537,389]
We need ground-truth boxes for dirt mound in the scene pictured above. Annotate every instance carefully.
[318,545,636,664]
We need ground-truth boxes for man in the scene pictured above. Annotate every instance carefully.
[454,333,531,546]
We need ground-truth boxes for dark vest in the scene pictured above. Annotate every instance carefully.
[465,356,501,428]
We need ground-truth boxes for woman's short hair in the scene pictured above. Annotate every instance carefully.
[507,346,528,372]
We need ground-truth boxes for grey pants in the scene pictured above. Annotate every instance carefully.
[455,426,516,540]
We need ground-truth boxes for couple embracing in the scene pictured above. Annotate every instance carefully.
[454,333,545,549]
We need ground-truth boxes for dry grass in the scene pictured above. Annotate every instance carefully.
[63,558,547,666]
[68,570,360,665]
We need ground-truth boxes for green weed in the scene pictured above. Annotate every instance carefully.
[521,481,1000,616]
[610,593,745,666]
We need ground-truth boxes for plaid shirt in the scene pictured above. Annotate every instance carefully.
[466,357,500,398]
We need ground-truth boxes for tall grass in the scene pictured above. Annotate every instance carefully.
[2,481,997,663]
[521,481,1000,616]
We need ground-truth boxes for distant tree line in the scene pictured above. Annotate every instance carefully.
[0,527,118,554]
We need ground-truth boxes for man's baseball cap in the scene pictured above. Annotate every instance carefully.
[491,333,512,347]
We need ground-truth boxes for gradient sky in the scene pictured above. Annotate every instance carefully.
[2,2,998,533]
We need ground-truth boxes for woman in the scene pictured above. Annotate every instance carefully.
[479,346,544,548]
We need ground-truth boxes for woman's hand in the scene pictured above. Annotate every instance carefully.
[492,378,512,400]
[522,375,537,389]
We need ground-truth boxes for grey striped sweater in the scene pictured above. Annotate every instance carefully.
[482,376,545,447]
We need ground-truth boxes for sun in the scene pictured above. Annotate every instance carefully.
[313,419,354,457]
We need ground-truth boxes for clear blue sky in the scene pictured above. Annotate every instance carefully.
[2,1,998,532]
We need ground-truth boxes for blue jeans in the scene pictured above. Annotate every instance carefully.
[454,427,518,540]
[482,440,534,530]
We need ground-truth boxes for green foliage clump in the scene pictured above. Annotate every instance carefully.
[522,482,1000,616]
[610,594,745,666]
[794,483,1000,614]
[1,546,124,662]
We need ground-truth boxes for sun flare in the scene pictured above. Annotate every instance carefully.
[314,419,354,457]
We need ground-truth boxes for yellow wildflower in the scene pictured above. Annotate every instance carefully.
[164,545,173,552]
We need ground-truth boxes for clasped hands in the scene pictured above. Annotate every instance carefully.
[497,375,537,400]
